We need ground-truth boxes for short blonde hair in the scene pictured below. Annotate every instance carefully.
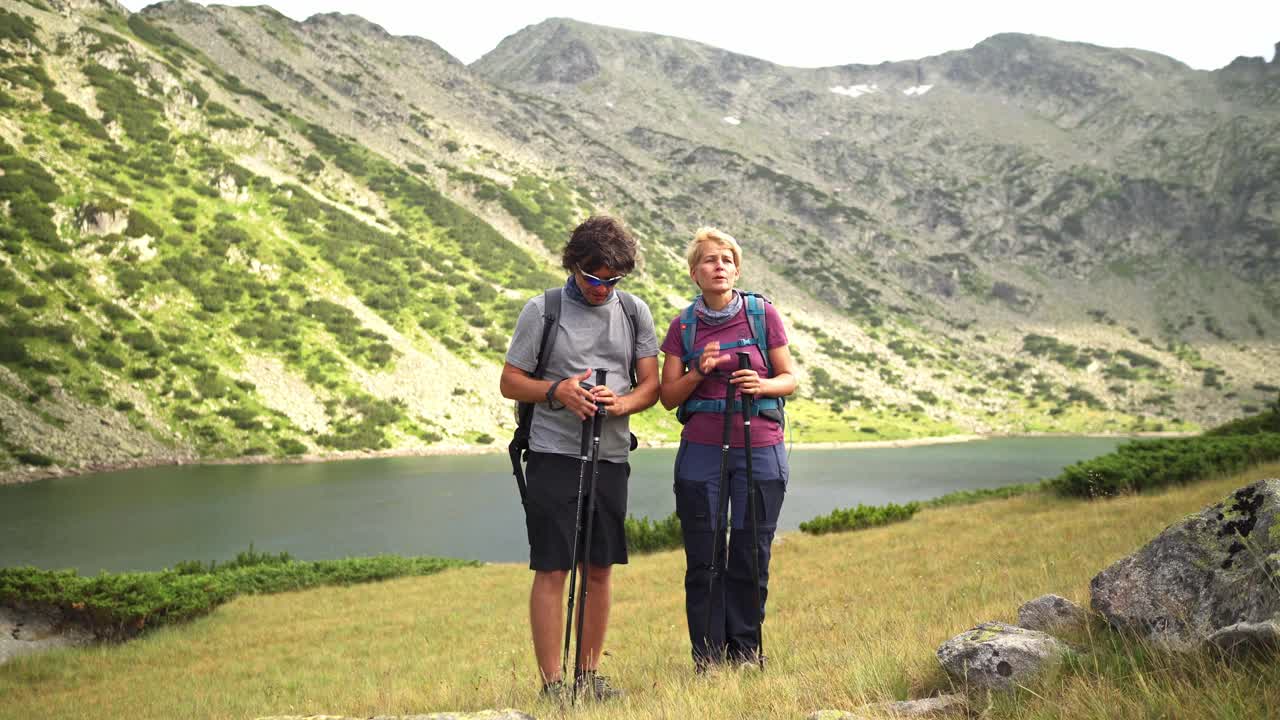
[685,226,742,272]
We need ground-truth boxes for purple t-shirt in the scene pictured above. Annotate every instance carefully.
[660,299,788,448]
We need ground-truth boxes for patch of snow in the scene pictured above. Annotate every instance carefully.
[903,84,935,96]
[830,84,878,98]
[723,116,741,125]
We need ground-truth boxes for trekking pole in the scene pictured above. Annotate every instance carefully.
[703,367,736,666]
[737,351,764,669]
[572,368,607,700]
[560,399,593,686]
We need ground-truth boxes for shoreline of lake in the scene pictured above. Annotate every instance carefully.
[0,430,1196,487]
[0,435,1146,573]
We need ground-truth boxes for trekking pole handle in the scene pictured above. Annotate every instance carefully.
[594,369,608,411]
[737,351,752,399]
[736,352,752,417]
[579,369,609,394]
[593,368,608,423]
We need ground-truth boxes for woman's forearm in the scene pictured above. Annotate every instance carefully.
[758,373,796,399]
[660,367,704,410]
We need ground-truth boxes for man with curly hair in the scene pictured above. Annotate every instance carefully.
[501,215,659,700]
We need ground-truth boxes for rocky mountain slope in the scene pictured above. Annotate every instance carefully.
[0,0,1276,481]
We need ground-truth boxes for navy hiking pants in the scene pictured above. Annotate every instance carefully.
[673,439,788,665]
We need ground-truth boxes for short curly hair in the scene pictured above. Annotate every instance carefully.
[561,215,638,276]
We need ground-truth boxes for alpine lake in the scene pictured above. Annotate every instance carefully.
[0,437,1128,573]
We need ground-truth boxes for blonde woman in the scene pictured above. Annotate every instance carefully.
[658,227,796,671]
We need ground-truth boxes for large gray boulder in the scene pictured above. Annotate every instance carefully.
[936,622,1066,691]
[1090,479,1280,651]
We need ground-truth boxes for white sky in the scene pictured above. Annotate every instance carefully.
[119,0,1280,71]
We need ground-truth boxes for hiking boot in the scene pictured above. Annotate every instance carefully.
[574,670,625,701]
[540,679,569,703]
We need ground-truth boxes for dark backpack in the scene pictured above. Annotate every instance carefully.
[674,291,785,426]
[508,287,640,503]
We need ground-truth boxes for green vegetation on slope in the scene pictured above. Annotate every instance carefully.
[0,547,478,640]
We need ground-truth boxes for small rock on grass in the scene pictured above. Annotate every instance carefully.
[807,694,966,719]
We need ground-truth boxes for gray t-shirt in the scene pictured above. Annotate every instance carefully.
[506,289,659,462]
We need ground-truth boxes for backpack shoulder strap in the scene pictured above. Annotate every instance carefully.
[510,288,562,503]
[742,292,773,376]
[678,300,698,368]
[616,290,640,388]
[531,287,562,380]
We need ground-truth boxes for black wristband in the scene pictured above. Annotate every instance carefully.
[545,378,565,409]
[690,364,705,377]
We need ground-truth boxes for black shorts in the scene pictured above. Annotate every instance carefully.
[524,450,630,571]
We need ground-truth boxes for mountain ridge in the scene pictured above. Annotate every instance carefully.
[0,0,1276,483]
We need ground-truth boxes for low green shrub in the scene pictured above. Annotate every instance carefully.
[194,372,229,399]
[924,482,1042,508]
[48,260,78,279]
[0,336,30,364]
[317,429,385,451]
[0,551,479,640]
[1048,433,1280,497]
[171,543,293,575]
[0,8,40,44]
[799,501,920,535]
[15,451,54,466]
[216,406,260,430]
[122,329,160,353]
[625,512,682,554]
[129,366,160,380]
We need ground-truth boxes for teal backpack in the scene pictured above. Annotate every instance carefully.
[675,292,785,427]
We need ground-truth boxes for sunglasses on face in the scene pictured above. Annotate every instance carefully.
[578,266,625,287]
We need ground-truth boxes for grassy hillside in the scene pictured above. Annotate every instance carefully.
[0,1,605,476]
[2,462,1277,719]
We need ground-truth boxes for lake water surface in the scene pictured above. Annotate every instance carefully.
[0,437,1125,573]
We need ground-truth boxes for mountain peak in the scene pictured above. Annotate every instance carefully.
[473,17,604,85]
[296,10,459,64]
[302,12,391,38]
[473,16,779,92]
[139,0,214,23]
